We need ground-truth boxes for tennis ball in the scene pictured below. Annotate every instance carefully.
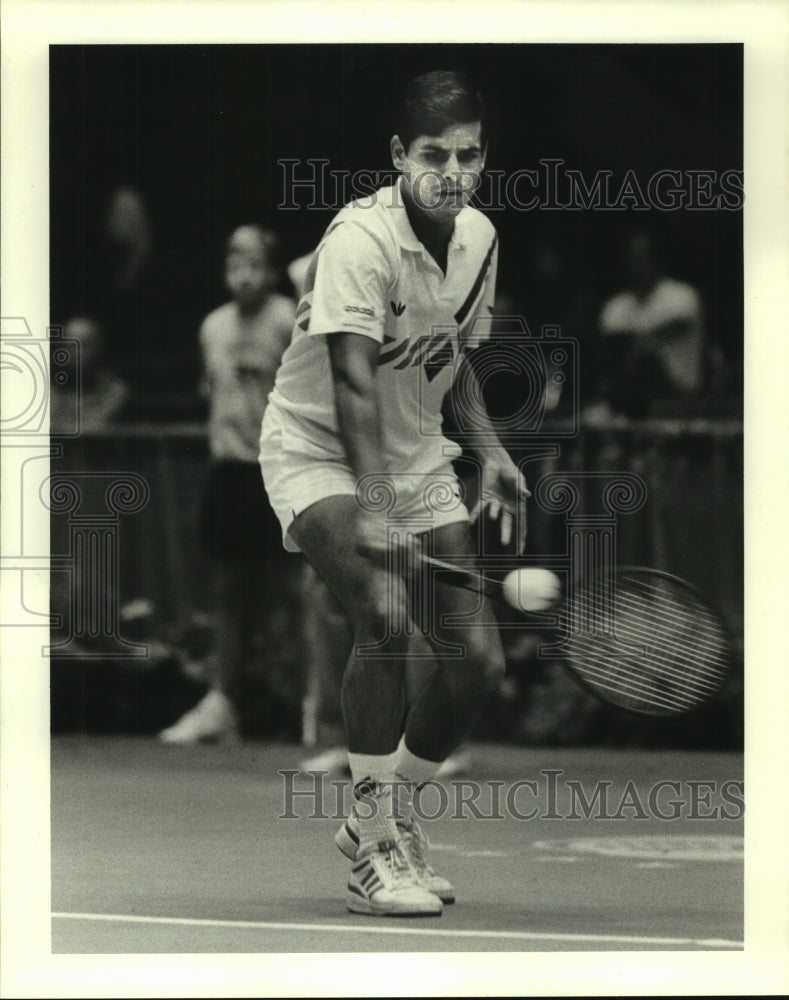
[501,568,561,612]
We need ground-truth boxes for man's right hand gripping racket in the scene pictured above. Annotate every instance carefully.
[421,555,734,717]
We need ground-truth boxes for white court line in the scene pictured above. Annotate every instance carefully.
[51,912,742,949]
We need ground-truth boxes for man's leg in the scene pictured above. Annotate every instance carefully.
[158,556,243,744]
[404,519,506,762]
[333,516,503,904]
[289,495,411,755]
[300,562,350,755]
[215,556,252,702]
[299,570,471,780]
[383,519,504,895]
[288,494,442,916]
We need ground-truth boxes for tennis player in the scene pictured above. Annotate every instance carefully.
[260,71,527,916]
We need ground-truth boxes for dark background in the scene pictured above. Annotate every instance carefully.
[50,43,743,387]
[48,44,744,746]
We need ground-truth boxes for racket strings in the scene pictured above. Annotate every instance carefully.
[564,663,693,713]
[555,573,730,714]
[567,641,709,702]
[586,588,728,678]
[570,576,729,663]
[565,637,698,705]
[552,589,725,684]
[568,654,714,711]
[619,579,727,654]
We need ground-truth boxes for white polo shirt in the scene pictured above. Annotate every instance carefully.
[599,277,705,393]
[267,180,498,474]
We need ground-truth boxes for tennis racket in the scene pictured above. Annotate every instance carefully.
[419,554,734,717]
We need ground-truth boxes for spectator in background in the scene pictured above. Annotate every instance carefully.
[159,225,296,743]
[49,315,131,678]
[86,185,204,418]
[97,186,157,383]
[50,316,130,434]
[590,229,710,420]
[105,187,153,298]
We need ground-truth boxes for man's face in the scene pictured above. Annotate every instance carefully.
[225,228,275,309]
[64,317,101,373]
[392,121,485,220]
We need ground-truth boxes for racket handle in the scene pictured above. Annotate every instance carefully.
[416,553,503,602]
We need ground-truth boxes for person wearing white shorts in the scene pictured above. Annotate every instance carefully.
[260,70,527,917]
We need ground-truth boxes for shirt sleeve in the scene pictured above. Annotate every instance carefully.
[668,283,703,326]
[599,293,635,335]
[307,222,391,343]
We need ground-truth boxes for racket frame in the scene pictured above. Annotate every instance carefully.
[417,552,735,717]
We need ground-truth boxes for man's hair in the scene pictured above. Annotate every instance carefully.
[396,70,484,150]
[225,225,281,271]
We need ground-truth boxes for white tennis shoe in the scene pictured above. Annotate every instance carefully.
[336,813,455,904]
[298,746,350,778]
[346,838,443,917]
[158,689,239,744]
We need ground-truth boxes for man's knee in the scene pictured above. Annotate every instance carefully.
[483,644,507,691]
[458,631,506,693]
[353,575,412,647]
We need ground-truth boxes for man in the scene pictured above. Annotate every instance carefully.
[160,225,295,743]
[260,71,527,917]
[290,252,474,783]
[595,229,709,419]
[50,316,130,434]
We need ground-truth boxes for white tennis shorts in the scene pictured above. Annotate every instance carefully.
[259,404,471,553]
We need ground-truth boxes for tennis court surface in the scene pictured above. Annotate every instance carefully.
[51,737,743,953]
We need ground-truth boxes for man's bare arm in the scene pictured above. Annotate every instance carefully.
[328,331,387,481]
[448,354,529,551]
[328,331,391,558]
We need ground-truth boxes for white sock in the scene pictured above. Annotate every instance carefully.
[347,750,399,852]
[394,736,442,827]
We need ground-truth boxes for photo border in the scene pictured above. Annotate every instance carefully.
[2,1,787,996]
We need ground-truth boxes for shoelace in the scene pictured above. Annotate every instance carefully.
[401,823,435,876]
[376,841,413,884]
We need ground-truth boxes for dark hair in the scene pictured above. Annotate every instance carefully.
[396,70,484,150]
[225,224,282,271]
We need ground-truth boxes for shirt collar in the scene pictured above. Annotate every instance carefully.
[386,176,468,253]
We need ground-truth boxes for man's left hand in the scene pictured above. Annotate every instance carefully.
[471,454,530,552]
